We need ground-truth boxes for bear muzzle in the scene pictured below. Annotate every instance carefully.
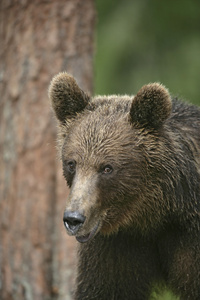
[63,210,101,243]
[63,210,86,235]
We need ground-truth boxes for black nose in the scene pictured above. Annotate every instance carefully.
[63,211,86,235]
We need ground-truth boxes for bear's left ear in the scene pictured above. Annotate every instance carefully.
[48,72,90,123]
[130,83,172,129]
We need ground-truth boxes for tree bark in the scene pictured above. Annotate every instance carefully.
[0,1,95,299]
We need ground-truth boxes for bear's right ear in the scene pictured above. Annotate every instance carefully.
[48,72,90,123]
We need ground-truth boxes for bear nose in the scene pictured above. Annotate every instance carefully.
[63,211,86,235]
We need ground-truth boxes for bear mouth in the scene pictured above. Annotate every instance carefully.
[76,221,100,243]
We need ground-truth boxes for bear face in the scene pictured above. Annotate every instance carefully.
[49,73,175,242]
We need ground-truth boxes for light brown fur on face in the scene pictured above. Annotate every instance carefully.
[49,73,200,300]
[61,109,138,236]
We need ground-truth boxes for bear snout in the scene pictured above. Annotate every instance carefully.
[63,211,86,235]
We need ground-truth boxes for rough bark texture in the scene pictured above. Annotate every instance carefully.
[0,1,95,299]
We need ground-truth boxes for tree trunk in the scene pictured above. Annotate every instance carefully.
[0,1,95,299]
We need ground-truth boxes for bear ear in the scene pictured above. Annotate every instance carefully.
[48,72,90,123]
[130,83,172,129]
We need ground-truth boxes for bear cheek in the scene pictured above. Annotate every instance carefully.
[100,204,132,235]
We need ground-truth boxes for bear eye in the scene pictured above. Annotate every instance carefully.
[66,160,76,174]
[102,164,113,175]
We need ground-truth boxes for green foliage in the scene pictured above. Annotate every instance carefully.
[95,0,200,105]
[150,287,179,300]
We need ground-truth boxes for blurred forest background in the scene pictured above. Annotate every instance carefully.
[0,0,200,299]
[95,0,200,106]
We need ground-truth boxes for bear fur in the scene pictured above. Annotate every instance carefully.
[49,72,200,300]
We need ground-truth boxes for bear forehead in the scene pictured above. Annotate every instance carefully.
[62,102,139,163]
[68,111,132,147]
[67,95,134,142]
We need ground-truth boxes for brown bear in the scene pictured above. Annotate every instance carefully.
[49,72,200,300]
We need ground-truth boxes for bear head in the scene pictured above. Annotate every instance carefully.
[49,73,172,243]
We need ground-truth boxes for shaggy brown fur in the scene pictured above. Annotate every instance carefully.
[49,73,200,300]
